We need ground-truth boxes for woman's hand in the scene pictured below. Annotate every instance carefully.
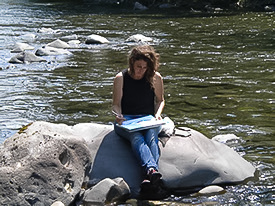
[115,114,126,125]
[155,114,162,121]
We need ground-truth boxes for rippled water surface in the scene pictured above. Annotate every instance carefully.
[0,0,274,205]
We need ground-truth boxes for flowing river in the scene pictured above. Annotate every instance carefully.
[0,0,274,205]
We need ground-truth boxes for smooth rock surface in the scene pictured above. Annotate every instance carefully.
[197,185,225,196]
[159,128,255,191]
[85,34,109,44]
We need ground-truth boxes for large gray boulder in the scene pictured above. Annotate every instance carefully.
[83,124,255,196]
[0,121,255,205]
[0,122,91,206]
[159,128,255,192]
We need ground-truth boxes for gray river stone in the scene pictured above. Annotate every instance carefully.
[0,121,255,205]
[126,34,153,43]
[35,46,72,56]
[11,42,34,53]
[47,39,70,49]
[81,177,130,205]
[9,51,46,64]
[85,34,109,44]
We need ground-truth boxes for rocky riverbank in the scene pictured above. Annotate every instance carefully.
[85,0,275,12]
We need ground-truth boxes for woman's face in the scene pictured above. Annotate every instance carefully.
[132,60,147,80]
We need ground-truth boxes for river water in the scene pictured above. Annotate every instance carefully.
[0,0,274,205]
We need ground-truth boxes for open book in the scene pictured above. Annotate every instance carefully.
[117,115,166,132]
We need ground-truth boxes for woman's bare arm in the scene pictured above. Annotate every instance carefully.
[112,72,125,124]
[154,72,165,120]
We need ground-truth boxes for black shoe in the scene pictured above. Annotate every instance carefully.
[140,179,151,192]
[147,168,162,186]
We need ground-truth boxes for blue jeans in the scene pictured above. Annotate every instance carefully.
[114,115,161,173]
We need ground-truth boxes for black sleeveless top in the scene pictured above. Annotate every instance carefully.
[121,69,155,115]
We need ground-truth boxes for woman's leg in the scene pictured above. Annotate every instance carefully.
[114,123,158,172]
[143,126,162,167]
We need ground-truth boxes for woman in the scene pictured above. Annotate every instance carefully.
[112,45,165,188]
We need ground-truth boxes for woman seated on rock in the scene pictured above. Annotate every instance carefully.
[112,45,165,189]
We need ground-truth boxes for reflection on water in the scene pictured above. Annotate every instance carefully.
[0,0,274,204]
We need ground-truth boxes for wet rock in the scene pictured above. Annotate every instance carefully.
[197,185,225,196]
[0,122,92,206]
[212,134,240,144]
[47,39,70,49]
[126,34,153,43]
[35,46,72,56]
[85,34,109,44]
[82,178,130,205]
[11,42,34,53]
[9,51,46,64]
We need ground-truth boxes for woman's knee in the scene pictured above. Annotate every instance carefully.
[131,132,144,146]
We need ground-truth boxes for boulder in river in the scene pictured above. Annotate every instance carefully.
[35,46,72,56]
[9,51,46,64]
[11,42,34,53]
[0,121,256,205]
[85,34,109,44]
[126,34,153,43]
[158,127,255,192]
[47,39,70,49]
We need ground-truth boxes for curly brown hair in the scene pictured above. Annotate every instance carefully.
[128,45,159,88]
